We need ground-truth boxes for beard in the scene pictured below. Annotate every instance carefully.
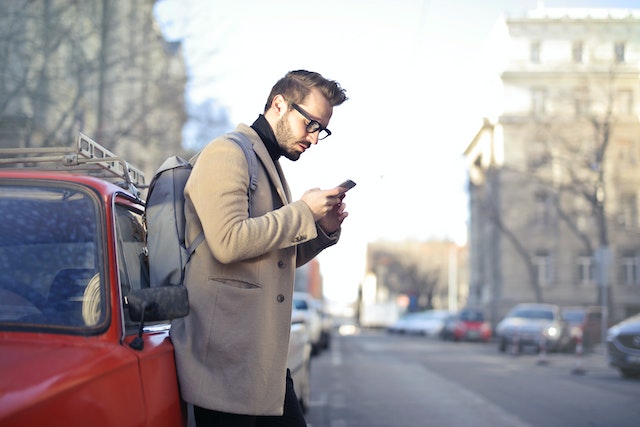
[275,115,304,161]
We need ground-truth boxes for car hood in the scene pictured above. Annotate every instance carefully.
[0,335,133,420]
[609,315,640,334]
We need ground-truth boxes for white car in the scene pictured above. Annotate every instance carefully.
[288,308,312,413]
[496,303,571,353]
[387,309,451,337]
[293,292,324,354]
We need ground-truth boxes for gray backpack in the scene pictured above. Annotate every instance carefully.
[145,132,258,287]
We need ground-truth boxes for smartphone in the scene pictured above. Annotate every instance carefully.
[337,179,357,192]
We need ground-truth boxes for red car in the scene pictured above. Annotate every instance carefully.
[0,136,189,427]
[562,306,603,351]
[441,308,492,342]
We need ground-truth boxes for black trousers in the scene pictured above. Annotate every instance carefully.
[193,369,307,427]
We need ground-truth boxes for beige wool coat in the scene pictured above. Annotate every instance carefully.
[170,124,339,415]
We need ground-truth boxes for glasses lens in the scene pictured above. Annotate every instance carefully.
[306,121,321,133]
[318,129,330,140]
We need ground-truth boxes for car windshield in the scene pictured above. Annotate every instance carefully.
[509,308,554,320]
[459,310,484,321]
[562,311,586,323]
[293,299,309,310]
[0,182,105,332]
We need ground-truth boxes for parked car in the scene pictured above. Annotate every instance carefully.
[0,136,189,426]
[387,309,450,337]
[441,308,492,342]
[495,303,571,353]
[0,136,314,425]
[288,308,312,412]
[313,299,333,350]
[607,312,640,378]
[293,292,324,354]
[561,306,603,351]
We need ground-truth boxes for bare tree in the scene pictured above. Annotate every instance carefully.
[368,242,452,311]
[0,0,186,175]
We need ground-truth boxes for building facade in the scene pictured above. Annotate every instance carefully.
[464,7,640,326]
[358,240,468,327]
[0,0,186,177]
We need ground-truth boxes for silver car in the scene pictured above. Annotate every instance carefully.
[496,303,570,353]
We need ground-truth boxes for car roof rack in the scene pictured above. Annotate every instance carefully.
[0,133,145,196]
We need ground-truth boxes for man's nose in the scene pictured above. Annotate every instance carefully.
[307,132,319,145]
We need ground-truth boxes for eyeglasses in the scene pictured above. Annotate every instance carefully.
[291,103,332,140]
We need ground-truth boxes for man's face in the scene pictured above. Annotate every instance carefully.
[275,89,333,161]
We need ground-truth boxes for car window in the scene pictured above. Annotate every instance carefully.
[510,308,554,320]
[114,204,150,332]
[0,182,105,331]
[586,312,602,322]
[562,311,585,322]
[460,310,484,321]
[294,299,309,310]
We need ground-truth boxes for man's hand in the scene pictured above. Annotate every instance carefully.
[301,187,349,233]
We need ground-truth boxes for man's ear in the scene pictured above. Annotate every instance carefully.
[272,94,288,118]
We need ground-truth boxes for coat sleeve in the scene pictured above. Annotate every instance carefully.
[296,225,340,268]
[185,137,319,264]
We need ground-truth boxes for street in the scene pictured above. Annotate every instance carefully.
[304,327,640,427]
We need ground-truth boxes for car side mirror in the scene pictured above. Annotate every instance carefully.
[127,286,189,322]
[126,286,189,351]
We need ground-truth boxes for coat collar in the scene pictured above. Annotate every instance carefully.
[235,124,291,205]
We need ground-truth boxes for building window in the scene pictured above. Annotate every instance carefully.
[531,41,541,63]
[575,194,594,232]
[614,42,625,63]
[534,252,553,288]
[619,194,638,229]
[577,255,595,286]
[617,139,637,166]
[534,192,553,227]
[614,89,633,115]
[621,252,640,286]
[572,41,583,63]
[532,87,547,114]
[574,87,589,116]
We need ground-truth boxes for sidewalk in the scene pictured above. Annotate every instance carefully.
[519,343,616,376]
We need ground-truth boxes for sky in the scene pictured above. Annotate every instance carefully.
[154,0,639,304]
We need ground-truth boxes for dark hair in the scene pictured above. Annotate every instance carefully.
[264,70,348,113]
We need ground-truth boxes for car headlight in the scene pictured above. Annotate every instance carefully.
[606,327,619,342]
[544,326,559,338]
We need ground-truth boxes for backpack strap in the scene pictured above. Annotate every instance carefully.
[228,131,259,217]
[186,132,259,260]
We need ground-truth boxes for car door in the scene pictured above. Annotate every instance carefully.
[114,197,186,427]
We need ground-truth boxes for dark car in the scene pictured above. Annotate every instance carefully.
[441,308,492,342]
[562,306,603,351]
[495,303,571,353]
[607,313,640,378]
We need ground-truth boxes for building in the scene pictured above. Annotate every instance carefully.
[0,1,186,177]
[294,258,323,299]
[358,240,467,327]
[464,6,640,326]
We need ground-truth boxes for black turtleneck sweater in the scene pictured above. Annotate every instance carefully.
[251,115,282,162]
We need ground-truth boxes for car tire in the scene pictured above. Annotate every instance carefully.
[620,368,640,379]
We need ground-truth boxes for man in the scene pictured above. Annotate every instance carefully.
[171,70,349,427]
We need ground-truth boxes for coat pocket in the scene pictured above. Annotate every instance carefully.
[210,277,261,289]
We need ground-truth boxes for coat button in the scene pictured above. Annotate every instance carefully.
[277,260,285,268]
[277,294,285,303]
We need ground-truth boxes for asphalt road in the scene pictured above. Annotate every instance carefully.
[304,327,640,427]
